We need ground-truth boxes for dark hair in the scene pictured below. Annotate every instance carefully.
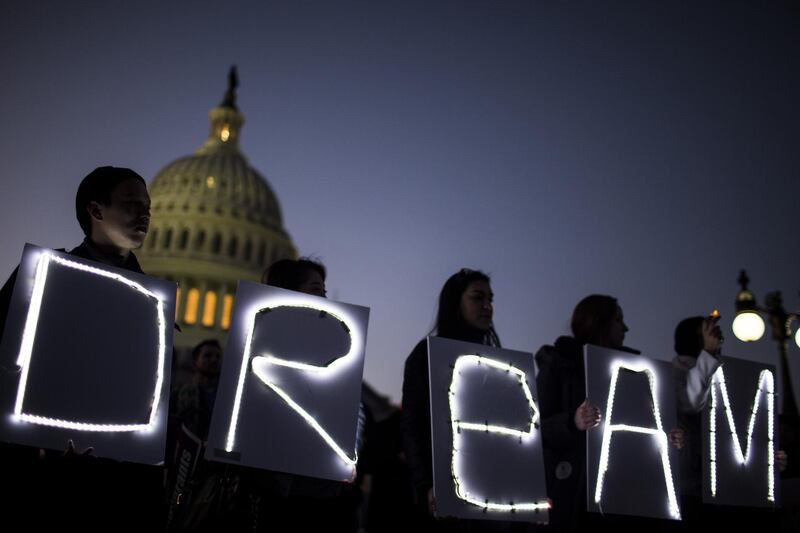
[192,339,222,361]
[435,268,500,347]
[674,316,704,357]
[261,258,326,290]
[571,294,619,346]
[75,166,146,236]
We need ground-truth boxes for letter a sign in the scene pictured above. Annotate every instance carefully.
[205,281,369,482]
[585,345,681,520]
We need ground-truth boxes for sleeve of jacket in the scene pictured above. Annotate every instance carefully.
[536,348,578,450]
[674,351,722,414]
[401,341,433,492]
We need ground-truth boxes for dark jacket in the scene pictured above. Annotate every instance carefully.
[401,339,433,495]
[401,328,487,499]
[535,336,587,533]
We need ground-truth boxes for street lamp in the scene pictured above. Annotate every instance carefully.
[732,270,800,421]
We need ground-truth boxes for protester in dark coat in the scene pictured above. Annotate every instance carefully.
[534,294,632,533]
[0,166,161,530]
[401,268,500,529]
[231,258,363,532]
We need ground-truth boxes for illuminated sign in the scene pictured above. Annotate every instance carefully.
[585,346,681,521]
[593,361,681,520]
[205,282,368,482]
[0,244,176,465]
[13,252,167,432]
[246,303,359,467]
[449,354,549,513]
[704,356,776,507]
[428,337,549,522]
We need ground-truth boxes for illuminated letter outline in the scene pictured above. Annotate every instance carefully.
[448,354,550,513]
[14,252,168,433]
[225,298,362,470]
[708,367,775,502]
[593,361,681,520]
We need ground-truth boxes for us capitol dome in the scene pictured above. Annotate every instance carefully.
[137,67,297,350]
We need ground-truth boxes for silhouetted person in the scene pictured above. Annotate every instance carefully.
[0,166,150,330]
[672,314,788,530]
[534,294,636,532]
[0,166,161,530]
[261,257,327,297]
[219,258,362,532]
[165,339,228,533]
[172,339,223,441]
[401,268,501,531]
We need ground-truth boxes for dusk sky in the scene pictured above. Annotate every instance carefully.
[1,1,798,404]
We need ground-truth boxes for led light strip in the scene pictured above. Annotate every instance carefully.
[15,414,150,433]
[13,252,167,432]
[257,353,347,373]
[708,367,775,502]
[224,300,361,471]
[448,354,550,513]
[251,360,356,466]
[593,361,681,520]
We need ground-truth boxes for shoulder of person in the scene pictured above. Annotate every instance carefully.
[672,354,696,371]
[536,336,580,369]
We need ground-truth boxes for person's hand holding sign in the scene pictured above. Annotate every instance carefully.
[574,399,601,431]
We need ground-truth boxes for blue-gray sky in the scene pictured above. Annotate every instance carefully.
[1,1,798,403]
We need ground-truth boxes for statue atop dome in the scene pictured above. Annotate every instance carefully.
[221,65,239,110]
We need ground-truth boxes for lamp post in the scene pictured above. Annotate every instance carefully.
[732,270,800,422]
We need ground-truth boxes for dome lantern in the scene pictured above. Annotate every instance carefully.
[197,66,245,155]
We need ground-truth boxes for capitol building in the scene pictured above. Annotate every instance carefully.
[137,68,297,350]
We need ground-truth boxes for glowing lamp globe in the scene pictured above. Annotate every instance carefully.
[795,327,800,349]
[732,312,765,342]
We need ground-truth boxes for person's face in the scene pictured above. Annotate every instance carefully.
[606,305,628,349]
[297,270,326,298]
[459,280,493,332]
[194,344,222,377]
[89,178,151,251]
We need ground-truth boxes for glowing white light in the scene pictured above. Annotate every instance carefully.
[732,312,765,342]
[593,361,681,520]
[795,327,800,350]
[224,297,362,472]
[708,367,775,502]
[251,359,355,466]
[13,414,150,433]
[13,252,168,432]
[448,354,550,513]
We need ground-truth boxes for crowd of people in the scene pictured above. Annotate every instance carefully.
[0,166,794,532]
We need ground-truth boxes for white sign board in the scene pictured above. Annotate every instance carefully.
[702,355,777,507]
[428,336,549,522]
[205,281,369,482]
[0,243,176,465]
[584,345,681,520]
